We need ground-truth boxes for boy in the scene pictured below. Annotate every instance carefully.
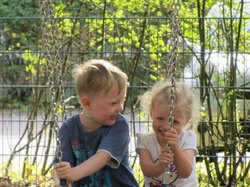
[54,59,138,187]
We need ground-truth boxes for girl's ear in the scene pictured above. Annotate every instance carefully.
[80,96,91,109]
[185,116,191,124]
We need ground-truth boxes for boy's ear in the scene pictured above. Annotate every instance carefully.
[81,96,91,109]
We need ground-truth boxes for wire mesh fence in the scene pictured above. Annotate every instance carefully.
[0,15,250,186]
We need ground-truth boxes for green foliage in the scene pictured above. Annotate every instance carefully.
[0,0,40,47]
[0,161,54,187]
[196,160,250,186]
[1,159,249,186]
[1,0,250,185]
[132,163,145,187]
[0,0,39,18]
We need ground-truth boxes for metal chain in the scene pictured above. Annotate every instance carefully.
[164,0,181,186]
[39,0,66,164]
[167,0,180,129]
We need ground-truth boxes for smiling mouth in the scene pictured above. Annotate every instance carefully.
[158,128,168,134]
[109,115,117,120]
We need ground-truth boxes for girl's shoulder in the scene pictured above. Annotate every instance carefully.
[181,129,197,139]
[137,131,155,138]
[136,132,157,145]
[180,129,198,154]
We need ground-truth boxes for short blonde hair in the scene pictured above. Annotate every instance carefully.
[140,80,200,122]
[72,59,128,99]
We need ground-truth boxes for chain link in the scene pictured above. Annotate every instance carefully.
[164,1,181,186]
[39,0,66,164]
[40,0,180,185]
[167,0,180,129]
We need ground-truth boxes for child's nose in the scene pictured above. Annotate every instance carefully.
[117,103,124,112]
[164,121,170,127]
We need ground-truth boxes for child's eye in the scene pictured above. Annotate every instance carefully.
[173,120,180,125]
[156,117,165,121]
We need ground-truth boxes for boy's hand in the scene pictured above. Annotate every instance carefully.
[55,162,72,180]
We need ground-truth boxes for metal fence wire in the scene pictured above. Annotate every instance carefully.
[0,16,250,186]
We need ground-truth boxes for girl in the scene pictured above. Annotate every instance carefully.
[136,81,200,187]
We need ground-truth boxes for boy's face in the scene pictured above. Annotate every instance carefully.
[84,89,126,126]
[151,102,189,143]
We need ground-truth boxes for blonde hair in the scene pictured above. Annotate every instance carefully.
[140,80,200,123]
[72,59,128,99]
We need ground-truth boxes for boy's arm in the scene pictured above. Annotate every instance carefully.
[53,169,72,187]
[56,151,111,182]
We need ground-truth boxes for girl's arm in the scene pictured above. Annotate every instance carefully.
[172,147,195,178]
[166,128,196,178]
[138,148,173,177]
[56,151,111,182]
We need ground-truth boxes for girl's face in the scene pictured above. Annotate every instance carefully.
[82,88,126,130]
[151,101,189,143]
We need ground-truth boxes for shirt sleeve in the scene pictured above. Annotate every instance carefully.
[97,116,130,169]
[136,133,147,151]
[181,130,198,155]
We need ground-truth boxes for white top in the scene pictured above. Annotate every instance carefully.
[136,129,199,187]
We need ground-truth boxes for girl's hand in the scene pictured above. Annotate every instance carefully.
[55,162,72,180]
[166,128,179,151]
[158,148,174,169]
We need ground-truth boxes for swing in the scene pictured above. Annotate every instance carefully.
[163,0,181,186]
[39,0,180,186]
[39,0,67,186]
